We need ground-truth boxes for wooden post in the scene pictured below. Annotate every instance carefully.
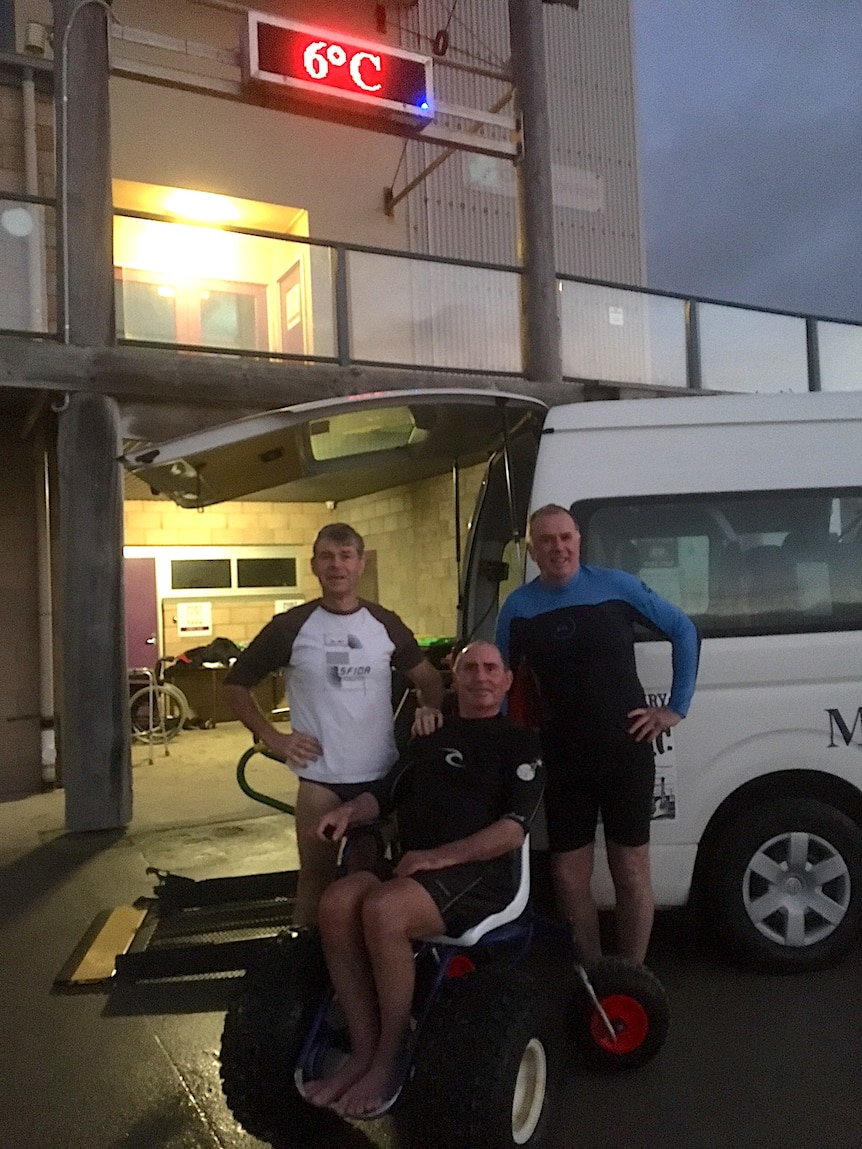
[54,0,130,830]
[55,0,115,347]
[508,0,563,385]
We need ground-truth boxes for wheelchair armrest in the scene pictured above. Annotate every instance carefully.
[422,834,531,947]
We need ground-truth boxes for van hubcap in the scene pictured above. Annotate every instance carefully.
[743,830,851,947]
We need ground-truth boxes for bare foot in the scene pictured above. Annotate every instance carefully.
[332,1060,395,1118]
[303,1051,374,1109]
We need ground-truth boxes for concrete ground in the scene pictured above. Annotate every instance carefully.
[5,725,862,1149]
[0,721,308,1149]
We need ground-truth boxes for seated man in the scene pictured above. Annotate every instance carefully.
[303,641,544,1119]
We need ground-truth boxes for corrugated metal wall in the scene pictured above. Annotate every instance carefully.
[397,0,644,284]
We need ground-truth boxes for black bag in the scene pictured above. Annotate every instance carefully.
[178,636,243,667]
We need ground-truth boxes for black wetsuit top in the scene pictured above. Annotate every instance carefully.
[379,714,544,851]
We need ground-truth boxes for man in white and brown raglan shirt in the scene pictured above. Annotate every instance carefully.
[223,523,444,926]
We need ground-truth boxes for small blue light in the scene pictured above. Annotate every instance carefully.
[419,100,430,113]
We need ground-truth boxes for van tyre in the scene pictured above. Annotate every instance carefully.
[401,966,556,1149]
[704,798,862,973]
[220,929,347,1149]
[572,958,670,1072]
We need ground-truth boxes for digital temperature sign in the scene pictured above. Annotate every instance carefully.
[243,13,434,124]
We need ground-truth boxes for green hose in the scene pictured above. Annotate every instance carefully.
[236,743,296,816]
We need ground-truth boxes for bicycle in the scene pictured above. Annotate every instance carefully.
[128,657,191,746]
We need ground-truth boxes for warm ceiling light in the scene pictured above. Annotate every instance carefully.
[162,189,242,224]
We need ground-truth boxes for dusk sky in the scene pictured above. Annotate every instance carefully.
[632,0,862,323]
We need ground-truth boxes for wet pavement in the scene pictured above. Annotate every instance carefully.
[2,722,862,1149]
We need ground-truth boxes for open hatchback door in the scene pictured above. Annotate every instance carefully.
[121,389,547,508]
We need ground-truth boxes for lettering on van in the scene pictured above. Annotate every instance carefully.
[647,691,678,822]
[646,692,675,762]
[826,707,862,748]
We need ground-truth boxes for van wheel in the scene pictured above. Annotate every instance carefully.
[703,799,862,972]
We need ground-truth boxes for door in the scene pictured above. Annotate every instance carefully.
[279,259,306,355]
[124,556,159,670]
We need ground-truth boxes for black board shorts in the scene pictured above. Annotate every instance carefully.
[411,856,518,938]
[543,732,656,851]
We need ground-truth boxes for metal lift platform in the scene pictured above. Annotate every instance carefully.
[55,680,432,990]
[55,746,299,989]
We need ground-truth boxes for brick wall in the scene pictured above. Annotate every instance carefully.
[1,70,57,330]
[124,462,486,656]
[0,66,55,795]
[0,435,41,796]
[345,465,486,638]
[124,499,333,655]
[0,81,24,192]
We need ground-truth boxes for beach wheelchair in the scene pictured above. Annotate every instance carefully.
[219,823,670,1149]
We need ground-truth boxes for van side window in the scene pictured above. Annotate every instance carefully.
[577,491,862,639]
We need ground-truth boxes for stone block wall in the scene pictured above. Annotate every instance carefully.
[0,435,41,796]
[124,461,486,658]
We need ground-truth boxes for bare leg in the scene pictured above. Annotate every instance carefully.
[304,871,382,1107]
[607,840,654,963]
[333,877,444,1118]
[552,844,602,965]
[293,780,342,927]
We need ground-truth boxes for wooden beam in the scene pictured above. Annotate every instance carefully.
[0,335,587,410]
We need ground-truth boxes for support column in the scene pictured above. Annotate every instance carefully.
[508,0,563,385]
[58,394,131,830]
[54,0,130,830]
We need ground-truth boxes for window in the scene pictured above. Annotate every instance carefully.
[308,407,432,461]
[125,546,303,600]
[576,490,862,638]
[171,558,232,590]
[236,557,298,588]
[115,268,269,351]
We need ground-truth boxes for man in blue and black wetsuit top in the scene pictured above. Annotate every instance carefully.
[496,504,700,966]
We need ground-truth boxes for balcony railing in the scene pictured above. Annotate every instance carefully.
[2,195,862,394]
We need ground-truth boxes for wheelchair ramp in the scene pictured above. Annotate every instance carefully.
[55,868,298,988]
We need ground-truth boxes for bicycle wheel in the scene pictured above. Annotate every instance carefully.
[129,683,190,743]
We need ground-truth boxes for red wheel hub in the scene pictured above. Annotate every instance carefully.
[590,994,649,1054]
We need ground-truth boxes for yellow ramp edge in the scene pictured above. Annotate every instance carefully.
[54,904,148,988]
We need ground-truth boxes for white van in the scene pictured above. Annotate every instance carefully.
[125,388,862,972]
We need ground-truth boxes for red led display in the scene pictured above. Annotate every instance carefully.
[243,13,434,122]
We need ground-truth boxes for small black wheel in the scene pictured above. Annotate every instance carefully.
[401,966,556,1149]
[220,929,348,1149]
[572,957,670,1073]
[702,798,862,972]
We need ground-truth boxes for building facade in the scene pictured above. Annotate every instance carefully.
[0,0,644,809]
[4,0,859,817]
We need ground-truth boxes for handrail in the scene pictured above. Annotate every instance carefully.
[236,743,296,816]
[4,194,862,390]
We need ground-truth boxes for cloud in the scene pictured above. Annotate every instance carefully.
[634,1,862,321]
